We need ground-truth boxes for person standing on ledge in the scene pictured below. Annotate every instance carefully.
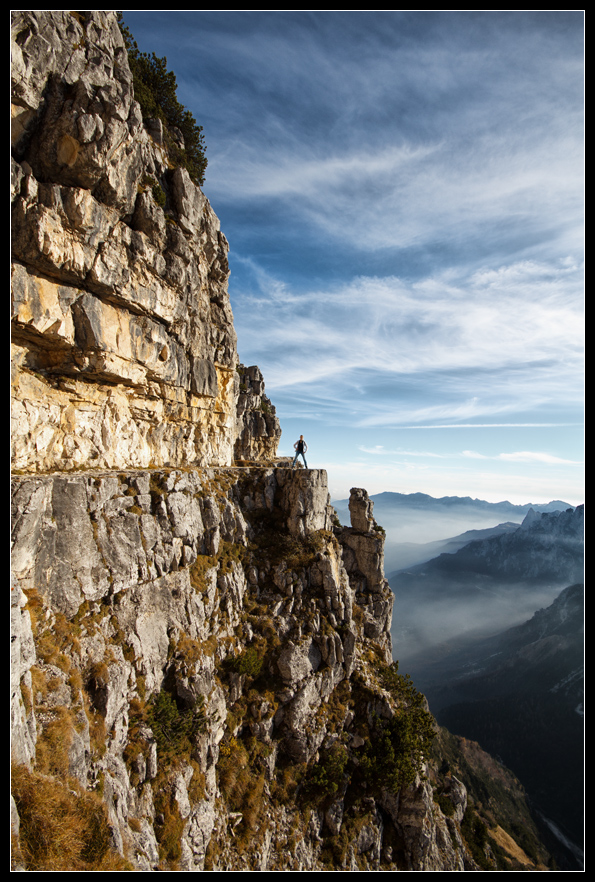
[292,435,308,470]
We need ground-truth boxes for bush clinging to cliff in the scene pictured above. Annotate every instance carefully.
[117,13,208,186]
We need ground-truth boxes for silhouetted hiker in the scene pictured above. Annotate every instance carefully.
[292,435,308,470]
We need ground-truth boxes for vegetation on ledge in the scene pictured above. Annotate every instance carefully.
[117,12,208,187]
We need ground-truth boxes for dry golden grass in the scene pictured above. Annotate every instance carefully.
[151,772,186,868]
[34,706,74,778]
[11,764,130,871]
[488,825,534,867]
[23,587,44,635]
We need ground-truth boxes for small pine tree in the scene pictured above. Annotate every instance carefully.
[117,13,207,187]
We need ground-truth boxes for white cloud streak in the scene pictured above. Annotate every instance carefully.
[358,446,582,465]
[233,257,583,428]
[463,450,583,464]
[394,424,582,429]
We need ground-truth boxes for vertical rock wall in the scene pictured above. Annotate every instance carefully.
[11,470,469,871]
[234,365,282,463]
[11,10,279,474]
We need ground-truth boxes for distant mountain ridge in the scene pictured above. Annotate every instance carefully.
[332,493,576,574]
[441,504,582,583]
[392,505,583,587]
[388,504,584,680]
[386,521,520,575]
[334,490,574,517]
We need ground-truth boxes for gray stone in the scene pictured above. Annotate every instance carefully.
[277,639,322,684]
[348,487,375,532]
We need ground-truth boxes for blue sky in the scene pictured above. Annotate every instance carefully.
[123,11,584,505]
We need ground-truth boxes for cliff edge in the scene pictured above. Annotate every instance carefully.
[11,12,551,872]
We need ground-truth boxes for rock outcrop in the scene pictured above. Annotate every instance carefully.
[11,10,279,474]
[234,365,282,464]
[11,12,551,873]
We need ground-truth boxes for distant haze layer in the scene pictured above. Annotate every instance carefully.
[332,491,572,546]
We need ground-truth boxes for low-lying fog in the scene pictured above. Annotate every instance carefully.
[332,495,579,672]
[334,500,530,573]
[389,579,564,670]
[380,507,524,573]
[374,506,525,546]
[334,500,527,544]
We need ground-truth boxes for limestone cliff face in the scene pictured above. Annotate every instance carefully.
[11,10,279,473]
[12,471,470,871]
[11,12,549,873]
[234,365,282,464]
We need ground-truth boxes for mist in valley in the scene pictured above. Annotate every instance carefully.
[389,578,565,672]
[376,506,523,546]
[333,496,556,574]
[379,507,524,574]
[334,498,526,544]
[332,492,581,678]
[388,528,581,673]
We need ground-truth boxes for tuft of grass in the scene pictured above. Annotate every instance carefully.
[11,764,130,871]
[216,734,268,847]
[34,706,76,779]
[23,587,44,635]
[152,775,186,868]
[189,554,218,593]
[271,761,305,806]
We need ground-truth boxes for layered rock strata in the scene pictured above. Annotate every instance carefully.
[11,10,279,474]
[234,365,282,464]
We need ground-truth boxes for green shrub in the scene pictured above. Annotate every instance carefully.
[461,810,492,870]
[118,14,207,186]
[152,182,166,207]
[361,663,436,791]
[227,646,264,679]
[147,689,206,761]
[306,742,349,800]
[434,790,456,816]
[361,707,434,791]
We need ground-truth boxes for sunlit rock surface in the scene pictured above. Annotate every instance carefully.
[11,10,279,474]
[11,11,552,873]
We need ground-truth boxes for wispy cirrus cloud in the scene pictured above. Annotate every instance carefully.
[392,424,582,430]
[233,257,583,429]
[359,445,448,458]
[463,450,583,465]
[358,446,583,465]
[211,135,582,259]
[197,13,583,260]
